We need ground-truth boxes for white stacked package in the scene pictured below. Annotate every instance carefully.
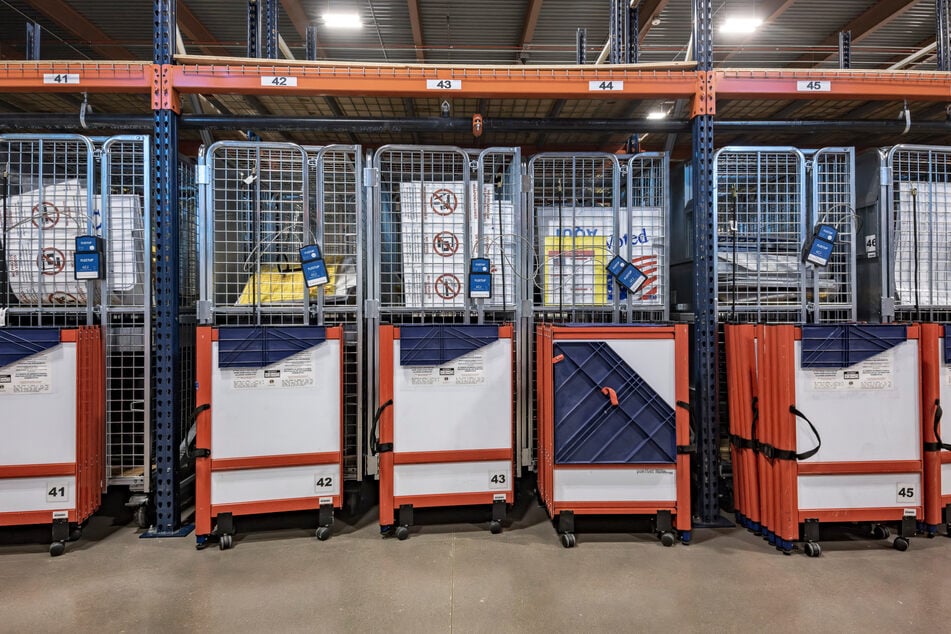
[399,181,517,308]
[536,206,665,307]
[5,179,143,306]
[895,181,951,307]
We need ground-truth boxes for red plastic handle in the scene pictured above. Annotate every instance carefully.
[601,386,619,407]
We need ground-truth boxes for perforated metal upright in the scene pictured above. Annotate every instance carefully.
[368,145,521,539]
[193,141,362,549]
[0,134,107,556]
[528,152,689,547]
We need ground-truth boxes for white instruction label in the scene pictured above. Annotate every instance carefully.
[810,350,894,391]
[943,365,951,386]
[0,355,52,395]
[896,484,918,503]
[865,234,878,258]
[409,351,485,386]
[46,480,70,503]
[488,471,509,490]
[230,351,315,390]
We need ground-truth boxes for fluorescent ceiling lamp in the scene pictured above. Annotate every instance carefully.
[646,111,667,120]
[720,17,762,34]
[323,12,362,29]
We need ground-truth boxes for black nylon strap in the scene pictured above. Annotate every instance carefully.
[927,399,951,452]
[730,434,754,450]
[370,399,394,456]
[677,444,696,454]
[675,400,696,455]
[787,405,822,461]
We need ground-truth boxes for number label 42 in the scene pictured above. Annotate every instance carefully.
[589,80,624,92]
[262,76,298,87]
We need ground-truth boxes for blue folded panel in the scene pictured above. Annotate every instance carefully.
[399,325,498,366]
[553,341,676,464]
[218,326,326,369]
[944,325,951,364]
[800,324,907,369]
[0,328,61,368]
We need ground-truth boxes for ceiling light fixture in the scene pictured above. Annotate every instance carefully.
[323,12,362,29]
[720,17,762,34]
[646,110,667,120]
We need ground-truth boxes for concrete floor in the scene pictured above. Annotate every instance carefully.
[0,493,947,633]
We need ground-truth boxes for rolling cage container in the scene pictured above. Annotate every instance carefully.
[530,152,691,548]
[721,146,922,556]
[859,145,951,537]
[194,141,363,549]
[368,145,521,539]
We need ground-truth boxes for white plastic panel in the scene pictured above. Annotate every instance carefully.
[211,464,340,505]
[939,338,951,496]
[0,476,76,513]
[211,340,341,459]
[942,464,951,496]
[798,473,922,510]
[393,338,512,452]
[0,344,77,466]
[393,460,512,497]
[794,340,920,462]
[553,467,677,503]
[559,338,676,408]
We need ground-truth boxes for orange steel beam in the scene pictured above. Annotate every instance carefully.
[22,0,136,60]
[0,61,152,93]
[715,69,951,102]
[408,0,425,62]
[169,63,698,99]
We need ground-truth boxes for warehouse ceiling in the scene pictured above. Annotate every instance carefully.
[0,0,947,151]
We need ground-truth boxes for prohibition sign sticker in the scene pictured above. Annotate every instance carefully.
[31,202,60,229]
[48,292,79,304]
[432,231,459,257]
[38,247,66,276]
[429,188,458,215]
[434,273,461,300]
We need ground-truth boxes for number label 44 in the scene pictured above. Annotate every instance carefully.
[589,80,624,92]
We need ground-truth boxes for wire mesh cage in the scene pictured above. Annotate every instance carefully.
[177,156,198,487]
[811,148,857,324]
[886,145,951,323]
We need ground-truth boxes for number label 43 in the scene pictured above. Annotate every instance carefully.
[488,472,508,489]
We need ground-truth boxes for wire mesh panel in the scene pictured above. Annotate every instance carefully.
[178,157,198,487]
[887,145,951,322]
[200,142,310,326]
[307,145,364,481]
[101,136,151,491]
[811,148,857,323]
[0,134,98,327]
[528,153,625,324]
[626,153,670,323]
[714,147,807,324]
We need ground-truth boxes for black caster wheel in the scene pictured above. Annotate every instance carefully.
[68,527,82,542]
[804,541,822,557]
[395,526,410,541]
[219,534,233,550]
[560,533,576,548]
[135,506,150,529]
[49,541,66,557]
[893,537,910,552]
[871,524,890,540]
[489,520,502,535]
[660,532,676,547]
[946,524,951,537]
[316,526,331,541]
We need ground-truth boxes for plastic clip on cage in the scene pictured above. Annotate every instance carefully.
[369,145,521,539]
[194,141,360,549]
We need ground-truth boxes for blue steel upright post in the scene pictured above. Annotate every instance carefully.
[691,0,725,527]
[609,0,626,64]
[147,0,188,537]
[628,5,639,64]
[263,0,280,59]
[248,0,260,58]
[938,0,951,72]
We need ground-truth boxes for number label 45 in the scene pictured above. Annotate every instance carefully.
[896,484,917,503]
[796,80,831,92]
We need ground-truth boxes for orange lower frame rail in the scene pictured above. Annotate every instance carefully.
[194,326,344,543]
[535,324,692,546]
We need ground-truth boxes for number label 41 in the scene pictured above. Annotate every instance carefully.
[43,74,79,85]
[796,80,831,92]
[46,481,69,503]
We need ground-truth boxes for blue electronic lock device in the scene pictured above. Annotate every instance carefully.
[73,235,104,280]
[469,257,492,298]
[803,224,837,267]
[299,244,329,288]
[606,255,628,278]
[617,262,648,293]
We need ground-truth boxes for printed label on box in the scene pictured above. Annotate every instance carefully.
[229,350,316,390]
[408,350,485,386]
[0,354,53,395]
[810,350,894,391]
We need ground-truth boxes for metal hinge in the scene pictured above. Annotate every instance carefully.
[196,164,210,185]
[197,300,212,324]
[364,299,380,319]
[363,166,379,188]
[193,448,210,458]
[521,173,532,193]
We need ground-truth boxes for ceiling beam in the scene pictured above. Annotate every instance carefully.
[516,0,543,62]
[636,0,670,43]
[280,0,309,39]
[22,0,135,59]
[407,0,425,62]
[798,0,918,66]
[178,2,220,56]
[719,0,797,64]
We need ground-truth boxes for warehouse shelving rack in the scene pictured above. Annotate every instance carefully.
[1,0,950,537]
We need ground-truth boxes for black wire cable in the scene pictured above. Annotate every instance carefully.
[495,168,506,313]
[912,187,920,320]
